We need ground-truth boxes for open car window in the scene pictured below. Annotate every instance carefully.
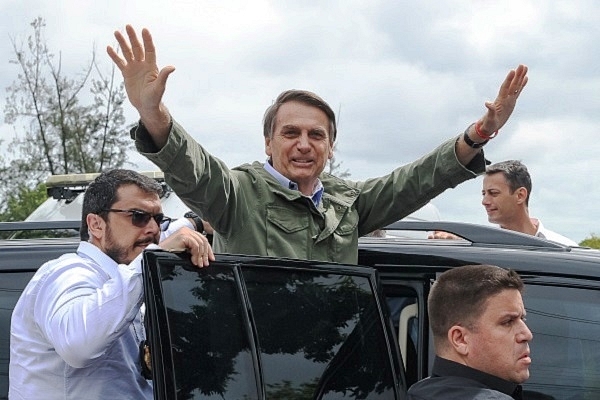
[143,250,406,400]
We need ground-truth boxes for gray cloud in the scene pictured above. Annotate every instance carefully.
[0,0,598,243]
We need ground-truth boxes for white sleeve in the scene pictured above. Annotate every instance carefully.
[160,217,194,241]
[33,245,159,368]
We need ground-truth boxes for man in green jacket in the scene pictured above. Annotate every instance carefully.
[107,25,529,264]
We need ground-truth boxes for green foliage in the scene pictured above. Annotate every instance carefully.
[0,183,78,239]
[580,234,600,249]
[0,184,47,222]
[1,17,131,210]
[0,184,48,239]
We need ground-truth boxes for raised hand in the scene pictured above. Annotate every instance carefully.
[107,25,174,142]
[479,64,529,135]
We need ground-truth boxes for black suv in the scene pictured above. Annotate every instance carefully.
[2,220,600,400]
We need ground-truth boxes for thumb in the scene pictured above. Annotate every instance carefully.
[157,65,176,86]
[484,100,496,115]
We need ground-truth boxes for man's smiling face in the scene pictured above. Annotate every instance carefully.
[265,100,333,196]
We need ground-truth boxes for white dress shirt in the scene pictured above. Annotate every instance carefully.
[9,241,157,399]
[161,215,194,240]
[532,218,578,246]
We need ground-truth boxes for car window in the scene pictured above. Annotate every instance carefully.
[146,260,255,399]
[242,267,400,399]
[523,283,600,399]
[384,287,419,387]
[143,251,404,399]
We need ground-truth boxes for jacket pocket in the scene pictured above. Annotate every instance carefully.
[267,206,309,233]
[331,207,359,262]
[266,206,310,258]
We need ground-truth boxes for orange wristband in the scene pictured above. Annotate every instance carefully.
[475,121,498,139]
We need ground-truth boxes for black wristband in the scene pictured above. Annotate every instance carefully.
[184,211,205,233]
[462,124,488,149]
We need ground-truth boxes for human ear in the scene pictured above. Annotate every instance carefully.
[448,325,469,356]
[265,136,272,157]
[86,213,105,240]
[515,187,528,204]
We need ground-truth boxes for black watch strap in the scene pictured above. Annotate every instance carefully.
[184,211,204,233]
[462,124,488,149]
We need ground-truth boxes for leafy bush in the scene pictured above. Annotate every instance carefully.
[579,234,600,249]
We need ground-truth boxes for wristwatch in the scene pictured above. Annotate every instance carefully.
[184,211,204,233]
[462,124,488,149]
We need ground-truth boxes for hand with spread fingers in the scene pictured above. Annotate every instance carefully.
[159,226,215,267]
[478,64,529,135]
[107,25,173,143]
[455,64,528,165]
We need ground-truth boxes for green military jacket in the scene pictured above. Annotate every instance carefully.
[134,120,485,264]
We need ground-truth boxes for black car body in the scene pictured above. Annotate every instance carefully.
[2,220,600,399]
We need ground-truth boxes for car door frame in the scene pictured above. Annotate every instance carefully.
[142,249,408,400]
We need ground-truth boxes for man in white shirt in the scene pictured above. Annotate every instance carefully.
[430,160,577,246]
[480,160,577,246]
[9,169,214,399]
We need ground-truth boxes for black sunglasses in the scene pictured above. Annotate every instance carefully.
[101,209,172,231]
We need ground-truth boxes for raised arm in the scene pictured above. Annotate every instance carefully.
[107,25,174,148]
[456,64,529,165]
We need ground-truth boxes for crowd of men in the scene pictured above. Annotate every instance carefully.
[6,23,567,400]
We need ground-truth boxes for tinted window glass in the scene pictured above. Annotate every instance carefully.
[159,265,257,399]
[155,260,400,399]
[242,267,398,399]
[524,284,600,399]
[0,272,35,400]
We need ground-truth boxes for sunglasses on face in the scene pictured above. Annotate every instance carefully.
[102,209,172,231]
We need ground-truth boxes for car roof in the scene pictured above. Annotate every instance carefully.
[3,220,599,281]
[358,221,600,281]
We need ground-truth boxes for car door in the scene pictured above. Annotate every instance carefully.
[142,250,407,400]
[518,275,600,399]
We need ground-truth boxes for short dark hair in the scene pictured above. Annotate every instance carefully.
[486,160,532,206]
[428,265,524,345]
[262,89,337,142]
[80,169,163,241]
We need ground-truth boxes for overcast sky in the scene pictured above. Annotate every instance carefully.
[1,0,599,243]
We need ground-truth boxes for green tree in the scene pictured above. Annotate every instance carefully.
[0,184,48,238]
[1,17,131,213]
[580,234,600,249]
[0,184,47,223]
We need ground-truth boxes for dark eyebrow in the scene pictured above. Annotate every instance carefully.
[501,310,525,320]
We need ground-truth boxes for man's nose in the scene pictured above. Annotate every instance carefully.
[146,218,161,235]
[297,132,311,149]
[518,320,533,342]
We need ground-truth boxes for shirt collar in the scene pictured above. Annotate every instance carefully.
[77,241,119,270]
[432,356,523,399]
[263,160,324,207]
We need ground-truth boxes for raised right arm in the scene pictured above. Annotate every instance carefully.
[107,24,174,148]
